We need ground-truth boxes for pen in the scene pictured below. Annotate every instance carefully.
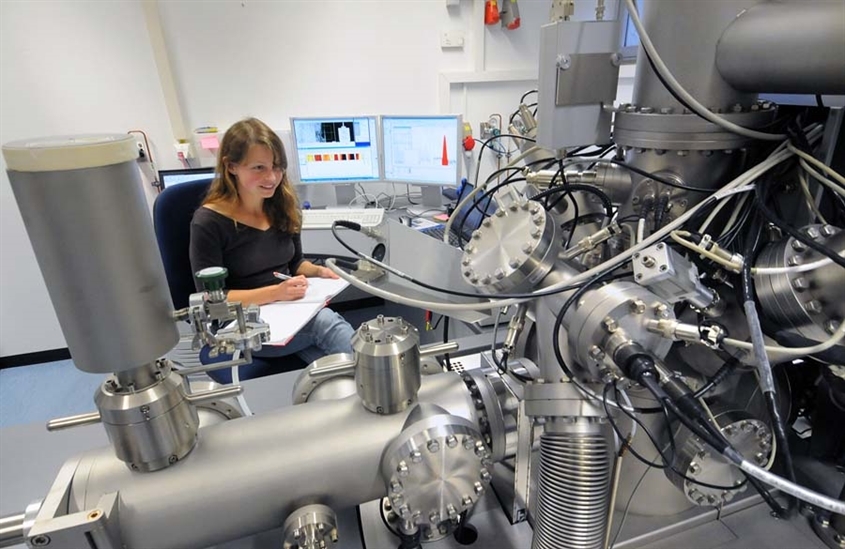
[273,271,292,281]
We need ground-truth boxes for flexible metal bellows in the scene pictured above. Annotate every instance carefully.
[531,431,612,549]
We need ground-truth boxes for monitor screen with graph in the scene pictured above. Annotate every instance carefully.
[381,115,462,187]
[290,116,381,184]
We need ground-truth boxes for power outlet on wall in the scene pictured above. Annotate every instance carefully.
[440,30,465,49]
[174,142,192,159]
[135,141,148,162]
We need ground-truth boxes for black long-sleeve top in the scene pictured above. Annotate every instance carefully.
[189,207,304,292]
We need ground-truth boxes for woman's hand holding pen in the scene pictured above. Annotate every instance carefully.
[273,272,308,301]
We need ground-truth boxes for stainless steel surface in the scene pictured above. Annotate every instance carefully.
[531,420,612,549]
[45,411,102,432]
[461,200,556,294]
[716,2,845,95]
[282,504,338,549]
[62,372,474,549]
[0,513,24,548]
[380,412,489,539]
[563,281,674,378]
[666,411,770,507]
[293,353,356,404]
[755,225,845,343]
[94,364,199,472]
[632,0,761,113]
[5,159,179,374]
[537,19,620,148]
[554,52,620,107]
[633,242,715,310]
[353,315,421,414]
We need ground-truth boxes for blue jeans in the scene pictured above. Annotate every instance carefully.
[200,308,355,382]
[255,308,355,364]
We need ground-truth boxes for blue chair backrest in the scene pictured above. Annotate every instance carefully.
[153,180,211,310]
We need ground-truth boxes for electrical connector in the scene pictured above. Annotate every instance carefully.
[174,142,192,159]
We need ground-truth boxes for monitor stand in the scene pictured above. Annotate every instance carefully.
[419,186,444,209]
[334,183,356,207]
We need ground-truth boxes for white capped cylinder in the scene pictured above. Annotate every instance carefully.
[3,134,179,373]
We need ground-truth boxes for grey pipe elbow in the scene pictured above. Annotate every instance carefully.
[716,2,845,95]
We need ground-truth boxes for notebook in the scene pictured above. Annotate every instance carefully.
[259,277,350,345]
[419,182,498,247]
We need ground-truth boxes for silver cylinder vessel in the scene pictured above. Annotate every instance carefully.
[353,315,421,414]
[62,372,475,549]
[2,134,179,373]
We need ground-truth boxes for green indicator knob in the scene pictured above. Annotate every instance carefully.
[195,266,228,292]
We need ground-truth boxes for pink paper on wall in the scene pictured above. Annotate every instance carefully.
[200,136,220,150]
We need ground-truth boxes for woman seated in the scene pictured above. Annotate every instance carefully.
[189,117,355,373]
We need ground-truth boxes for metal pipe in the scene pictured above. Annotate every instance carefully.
[419,340,460,357]
[46,411,102,432]
[0,513,24,548]
[2,136,179,374]
[632,0,761,112]
[62,373,475,549]
[184,385,244,404]
[531,420,613,549]
[716,2,845,95]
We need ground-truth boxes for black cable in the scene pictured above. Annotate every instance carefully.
[564,190,580,249]
[632,364,789,517]
[530,183,615,220]
[740,193,798,515]
[520,89,538,103]
[691,357,739,399]
[604,381,752,490]
[653,194,670,231]
[549,266,666,415]
[494,348,533,383]
[603,383,667,468]
[815,94,825,109]
[330,221,624,301]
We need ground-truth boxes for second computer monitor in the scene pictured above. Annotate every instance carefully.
[290,116,381,184]
[382,115,462,207]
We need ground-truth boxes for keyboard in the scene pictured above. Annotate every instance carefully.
[420,225,462,247]
[301,208,385,230]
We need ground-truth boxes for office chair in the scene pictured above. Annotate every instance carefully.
[152,179,306,383]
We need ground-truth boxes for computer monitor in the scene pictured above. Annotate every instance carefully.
[290,116,381,205]
[158,167,216,190]
[381,115,462,208]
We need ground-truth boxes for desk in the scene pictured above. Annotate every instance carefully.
[301,207,498,326]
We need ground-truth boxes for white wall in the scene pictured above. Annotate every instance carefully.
[0,0,630,358]
[0,1,174,356]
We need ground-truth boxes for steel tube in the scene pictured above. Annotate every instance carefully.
[0,513,24,548]
[419,341,460,357]
[64,373,475,549]
[717,3,845,95]
[46,411,102,432]
[632,0,761,112]
[3,135,179,374]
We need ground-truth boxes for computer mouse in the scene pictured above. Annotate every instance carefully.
[398,216,412,227]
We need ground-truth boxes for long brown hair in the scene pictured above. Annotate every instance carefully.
[204,117,301,233]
